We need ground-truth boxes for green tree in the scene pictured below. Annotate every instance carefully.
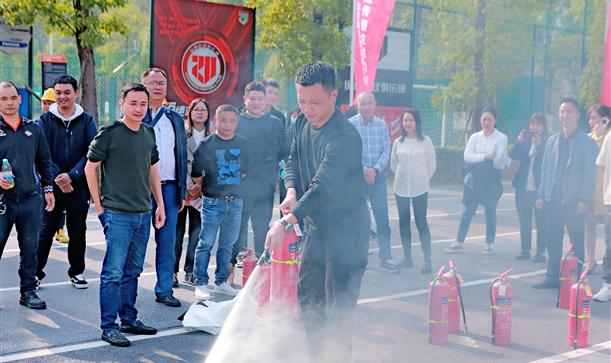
[244,0,352,82]
[0,0,129,122]
[419,0,546,134]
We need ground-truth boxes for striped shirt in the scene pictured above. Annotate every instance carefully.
[349,114,390,172]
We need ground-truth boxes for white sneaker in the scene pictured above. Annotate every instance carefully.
[212,282,239,296]
[194,285,211,300]
[593,283,611,302]
[483,243,493,255]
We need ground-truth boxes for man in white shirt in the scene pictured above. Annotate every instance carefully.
[350,92,399,273]
[446,108,510,255]
[142,68,188,307]
[593,130,611,301]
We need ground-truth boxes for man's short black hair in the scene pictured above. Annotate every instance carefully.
[262,78,280,89]
[0,80,19,93]
[295,61,336,93]
[244,81,266,95]
[216,104,240,117]
[559,97,582,113]
[121,83,149,100]
[54,75,78,91]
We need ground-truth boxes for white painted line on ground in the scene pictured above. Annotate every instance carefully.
[357,268,547,305]
[528,340,611,363]
[0,327,190,362]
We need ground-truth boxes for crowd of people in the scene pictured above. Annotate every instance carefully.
[0,60,610,352]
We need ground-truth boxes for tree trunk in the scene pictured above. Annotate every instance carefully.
[472,0,487,133]
[74,0,99,124]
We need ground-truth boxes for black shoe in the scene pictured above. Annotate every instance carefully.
[102,329,131,347]
[19,291,46,310]
[120,320,157,335]
[421,262,432,274]
[515,252,530,260]
[172,273,179,288]
[398,258,414,269]
[379,261,401,274]
[533,279,559,289]
[532,254,546,263]
[155,295,181,307]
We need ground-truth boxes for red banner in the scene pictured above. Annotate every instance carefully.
[151,0,254,116]
[353,0,396,103]
[601,2,611,106]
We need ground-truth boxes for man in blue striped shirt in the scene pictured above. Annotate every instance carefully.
[349,92,399,273]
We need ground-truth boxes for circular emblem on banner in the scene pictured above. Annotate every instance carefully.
[181,41,226,94]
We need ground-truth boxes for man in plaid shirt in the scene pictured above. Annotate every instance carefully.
[349,92,399,273]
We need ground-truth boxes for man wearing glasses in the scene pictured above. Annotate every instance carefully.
[141,68,188,307]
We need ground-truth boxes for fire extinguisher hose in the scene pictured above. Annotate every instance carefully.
[489,277,500,343]
[428,276,439,343]
[455,270,468,334]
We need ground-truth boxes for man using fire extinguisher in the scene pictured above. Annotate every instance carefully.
[265,61,370,361]
[533,98,598,289]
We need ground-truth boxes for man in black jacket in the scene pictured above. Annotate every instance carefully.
[36,75,97,289]
[0,81,55,309]
[265,62,369,361]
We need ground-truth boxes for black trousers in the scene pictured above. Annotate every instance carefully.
[174,205,201,273]
[395,192,432,262]
[0,193,42,293]
[37,187,90,279]
[515,189,545,255]
[544,198,585,280]
[234,190,274,259]
[298,204,369,362]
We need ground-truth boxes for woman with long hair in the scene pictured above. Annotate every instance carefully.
[390,109,436,273]
[510,113,548,262]
[174,97,211,286]
[584,104,611,274]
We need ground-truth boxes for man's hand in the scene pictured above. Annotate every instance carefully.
[179,199,186,213]
[535,198,543,209]
[0,176,11,190]
[279,189,298,215]
[517,130,527,143]
[44,192,55,212]
[59,184,74,193]
[188,184,201,198]
[577,202,588,215]
[531,133,541,146]
[55,173,72,187]
[265,220,286,250]
[154,205,166,229]
[363,168,376,184]
[484,152,497,160]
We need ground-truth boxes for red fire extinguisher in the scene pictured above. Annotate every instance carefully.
[428,266,450,345]
[270,224,302,312]
[443,260,468,334]
[241,249,258,287]
[490,268,513,346]
[568,271,592,349]
[558,244,580,309]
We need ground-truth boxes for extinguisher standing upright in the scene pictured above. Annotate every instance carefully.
[490,268,513,346]
[443,260,468,334]
[270,224,302,313]
[428,266,450,345]
[568,271,592,349]
[558,245,580,309]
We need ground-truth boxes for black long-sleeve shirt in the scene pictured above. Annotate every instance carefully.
[284,108,366,227]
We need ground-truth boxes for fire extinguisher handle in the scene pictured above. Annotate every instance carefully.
[257,249,271,266]
[499,268,514,279]
[579,270,588,281]
[436,266,446,277]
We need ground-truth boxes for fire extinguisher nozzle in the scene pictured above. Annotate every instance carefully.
[257,250,271,266]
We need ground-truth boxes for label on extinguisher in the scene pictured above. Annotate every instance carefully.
[495,297,511,306]
[569,268,577,276]
[584,286,592,297]
[440,297,448,304]
[581,300,591,309]
[498,285,506,296]
[288,241,301,253]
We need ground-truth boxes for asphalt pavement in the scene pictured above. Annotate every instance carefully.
[0,184,610,363]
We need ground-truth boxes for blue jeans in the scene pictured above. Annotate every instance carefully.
[456,200,498,244]
[364,173,392,261]
[193,196,243,286]
[152,183,180,297]
[99,209,151,332]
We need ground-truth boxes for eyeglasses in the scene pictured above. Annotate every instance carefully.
[192,108,208,113]
[146,81,167,87]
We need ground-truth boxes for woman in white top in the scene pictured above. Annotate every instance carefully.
[174,98,210,286]
[391,109,436,274]
[446,108,510,255]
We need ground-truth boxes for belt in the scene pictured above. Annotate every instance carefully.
[203,193,239,202]
[160,180,177,185]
